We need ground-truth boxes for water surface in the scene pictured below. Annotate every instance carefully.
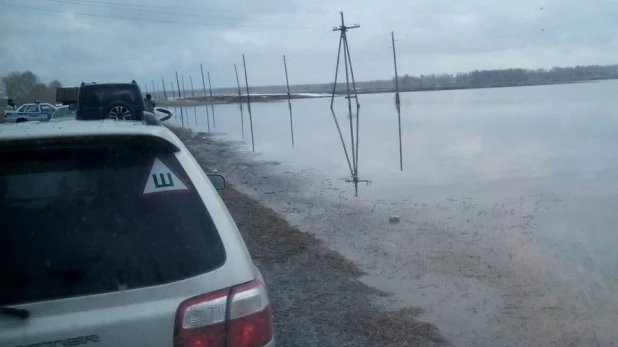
[169,80,618,346]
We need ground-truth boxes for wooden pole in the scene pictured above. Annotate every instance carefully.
[199,64,210,131]
[207,71,215,130]
[341,14,356,176]
[234,64,243,100]
[175,71,184,126]
[283,54,295,147]
[234,64,244,139]
[200,64,208,97]
[161,77,168,100]
[189,75,195,97]
[205,105,211,132]
[207,71,214,98]
[392,31,402,171]
[181,75,186,99]
[243,54,255,152]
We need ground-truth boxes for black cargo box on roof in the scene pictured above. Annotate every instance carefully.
[56,87,79,105]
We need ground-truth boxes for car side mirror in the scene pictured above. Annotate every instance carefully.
[207,174,226,190]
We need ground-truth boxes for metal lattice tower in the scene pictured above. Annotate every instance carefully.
[330,12,370,196]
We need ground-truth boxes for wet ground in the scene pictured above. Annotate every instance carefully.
[175,128,448,347]
[169,80,618,346]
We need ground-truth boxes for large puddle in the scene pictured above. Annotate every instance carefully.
[170,81,618,346]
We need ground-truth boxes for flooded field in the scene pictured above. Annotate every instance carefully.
[169,80,618,346]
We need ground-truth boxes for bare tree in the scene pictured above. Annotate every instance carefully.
[1,71,62,105]
[48,80,62,90]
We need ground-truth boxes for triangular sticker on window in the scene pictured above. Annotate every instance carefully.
[143,157,189,195]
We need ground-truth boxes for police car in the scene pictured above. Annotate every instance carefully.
[4,101,57,123]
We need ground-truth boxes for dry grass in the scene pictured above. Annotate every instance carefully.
[220,187,364,276]
[166,125,195,142]
[321,307,447,347]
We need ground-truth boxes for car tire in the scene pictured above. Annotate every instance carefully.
[16,118,27,123]
[106,101,135,120]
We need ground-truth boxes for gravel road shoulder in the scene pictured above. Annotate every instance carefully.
[171,126,449,347]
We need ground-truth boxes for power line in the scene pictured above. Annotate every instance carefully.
[0,2,318,29]
[39,0,309,24]
[35,0,324,15]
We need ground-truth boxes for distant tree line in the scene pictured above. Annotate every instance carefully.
[4,64,617,102]
[389,64,618,91]
[0,71,62,105]
[214,63,618,96]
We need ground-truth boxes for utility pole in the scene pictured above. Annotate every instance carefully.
[199,64,210,132]
[161,77,168,99]
[189,75,195,98]
[200,64,207,96]
[283,54,295,147]
[175,72,181,99]
[181,75,186,99]
[392,31,403,171]
[175,71,184,126]
[330,12,366,196]
[151,80,156,100]
[243,54,255,152]
[392,31,400,104]
[207,71,215,130]
[234,64,243,100]
[207,71,214,98]
[234,63,244,139]
[144,84,148,94]
[205,105,211,132]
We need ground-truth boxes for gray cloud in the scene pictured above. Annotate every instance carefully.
[1,0,618,88]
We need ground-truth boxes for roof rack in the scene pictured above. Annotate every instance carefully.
[80,81,138,86]
[56,87,79,104]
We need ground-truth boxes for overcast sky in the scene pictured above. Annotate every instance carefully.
[1,0,617,88]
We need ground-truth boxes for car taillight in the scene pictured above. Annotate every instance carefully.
[174,279,273,347]
[174,289,228,347]
[229,280,273,347]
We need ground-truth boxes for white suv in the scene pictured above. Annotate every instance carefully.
[0,120,274,347]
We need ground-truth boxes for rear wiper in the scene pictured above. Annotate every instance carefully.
[1,306,30,319]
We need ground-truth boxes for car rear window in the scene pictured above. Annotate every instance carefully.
[79,87,139,108]
[0,137,226,305]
